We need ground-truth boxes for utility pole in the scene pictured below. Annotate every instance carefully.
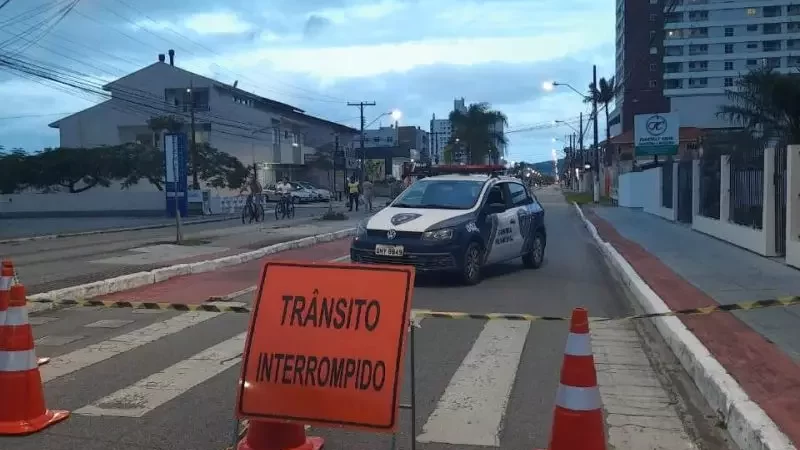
[335,134,344,201]
[188,82,199,190]
[579,112,585,167]
[592,64,600,203]
[348,101,376,184]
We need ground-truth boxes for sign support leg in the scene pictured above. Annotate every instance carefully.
[409,323,417,450]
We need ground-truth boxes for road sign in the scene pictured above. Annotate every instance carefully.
[237,261,415,432]
[163,133,188,218]
[634,112,679,156]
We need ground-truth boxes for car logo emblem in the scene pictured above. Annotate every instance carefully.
[387,229,397,240]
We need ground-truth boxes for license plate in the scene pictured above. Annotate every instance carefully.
[375,244,404,257]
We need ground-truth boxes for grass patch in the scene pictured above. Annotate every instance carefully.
[564,192,593,205]
[320,211,348,221]
[564,193,614,206]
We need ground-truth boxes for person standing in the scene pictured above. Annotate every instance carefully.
[362,178,374,212]
[347,176,360,212]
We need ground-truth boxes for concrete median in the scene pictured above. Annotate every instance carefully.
[26,227,356,314]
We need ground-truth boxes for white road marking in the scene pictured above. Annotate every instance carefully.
[40,312,220,383]
[74,332,246,417]
[416,320,530,447]
[90,244,229,266]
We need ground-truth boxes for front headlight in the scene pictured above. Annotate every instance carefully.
[355,221,368,239]
[422,227,454,241]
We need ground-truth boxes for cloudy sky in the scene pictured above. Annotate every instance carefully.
[0,0,615,164]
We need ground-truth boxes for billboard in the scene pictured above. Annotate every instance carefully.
[634,112,679,156]
[163,133,189,218]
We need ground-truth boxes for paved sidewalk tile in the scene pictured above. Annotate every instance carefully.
[585,206,800,447]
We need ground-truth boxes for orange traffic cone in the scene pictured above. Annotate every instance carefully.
[0,279,70,435]
[0,260,49,367]
[546,307,606,450]
[237,421,323,450]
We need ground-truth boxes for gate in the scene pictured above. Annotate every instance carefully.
[775,146,788,255]
[677,160,693,224]
[661,162,673,209]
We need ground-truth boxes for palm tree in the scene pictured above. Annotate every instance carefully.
[717,67,800,146]
[586,76,616,165]
[448,103,508,164]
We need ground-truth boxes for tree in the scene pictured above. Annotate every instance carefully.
[0,147,36,194]
[717,67,800,146]
[448,103,508,164]
[191,142,248,190]
[586,76,616,165]
[308,146,336,213]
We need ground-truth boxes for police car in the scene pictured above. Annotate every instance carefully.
[350,165,546,285]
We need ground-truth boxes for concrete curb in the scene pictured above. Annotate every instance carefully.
[572,202,795,450]
[0,215,240,244]
[27,227,356,314]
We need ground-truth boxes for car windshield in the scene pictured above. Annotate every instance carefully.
[392,179,484,210]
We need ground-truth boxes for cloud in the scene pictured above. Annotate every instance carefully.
[0,0,616,163]
[303,15,331,39]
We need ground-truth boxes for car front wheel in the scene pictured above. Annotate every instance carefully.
[460,242,484,285]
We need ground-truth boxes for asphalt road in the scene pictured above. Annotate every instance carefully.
[5,188,733,450]
[0,204,368,294]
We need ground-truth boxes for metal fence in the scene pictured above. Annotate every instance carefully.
[661,162,673,209]
[729,148,764,229]
[698,158,721,219]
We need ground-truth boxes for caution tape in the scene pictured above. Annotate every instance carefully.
[413,296,800,322]
[31,299,251,313]
[29,296,800,321]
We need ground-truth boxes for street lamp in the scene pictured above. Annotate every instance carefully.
[542,81,585,98]
[390,109,402,121]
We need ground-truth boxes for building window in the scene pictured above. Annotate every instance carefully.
[650,0,658,4]
[650,30,656,38]
[746,8,757,16]
[747,24,758,31]
[725,27,734,37]
[649,13,657,21]
[724,43,734,53]
[649,79,658,88]
[746,42,758,49]
[650,46,658,54]
[724,77,734,87]
[650,63,657,71]
[724,61,734,70]
[763,5,781,17]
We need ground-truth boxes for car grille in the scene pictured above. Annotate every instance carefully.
[353,252,456,270]
[366,230,423,239]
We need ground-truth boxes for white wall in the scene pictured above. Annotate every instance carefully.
[786,145,800,269]
[0,191,165,217]
[691,151,777,257]
[617,168,659,210]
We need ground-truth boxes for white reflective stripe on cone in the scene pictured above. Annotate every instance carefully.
[564,332,592,356]
[3,307,29,326]
[555,384,602,411]
[0,275,11,290]
[0,349,38,372]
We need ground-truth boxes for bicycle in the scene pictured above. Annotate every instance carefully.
[274,193,295,220]
[241,194,265,224]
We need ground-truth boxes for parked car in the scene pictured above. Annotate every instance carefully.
[264,183,314,204]
[296,182,332,202]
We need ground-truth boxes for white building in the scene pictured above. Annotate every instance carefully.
[351,126,398,148]
[662,0,800,128]
[49,51,358,189]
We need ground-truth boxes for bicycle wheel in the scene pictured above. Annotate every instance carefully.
[287,200,296,219]
[256,203,265,222]
[274,201,281,220]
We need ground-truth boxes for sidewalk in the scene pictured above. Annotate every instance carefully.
[585,205,800,446]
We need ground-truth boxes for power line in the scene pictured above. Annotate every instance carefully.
[0,112,77,120]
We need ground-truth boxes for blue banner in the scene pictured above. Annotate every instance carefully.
[163,133,189,218]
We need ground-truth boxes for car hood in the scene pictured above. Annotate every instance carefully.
[366,207,470,232]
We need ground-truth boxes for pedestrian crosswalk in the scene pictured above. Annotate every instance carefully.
[26,306,685,450]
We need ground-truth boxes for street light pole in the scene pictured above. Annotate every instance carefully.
[592,65,600,203]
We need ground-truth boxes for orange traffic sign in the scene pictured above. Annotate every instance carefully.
[236,261,415,432]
